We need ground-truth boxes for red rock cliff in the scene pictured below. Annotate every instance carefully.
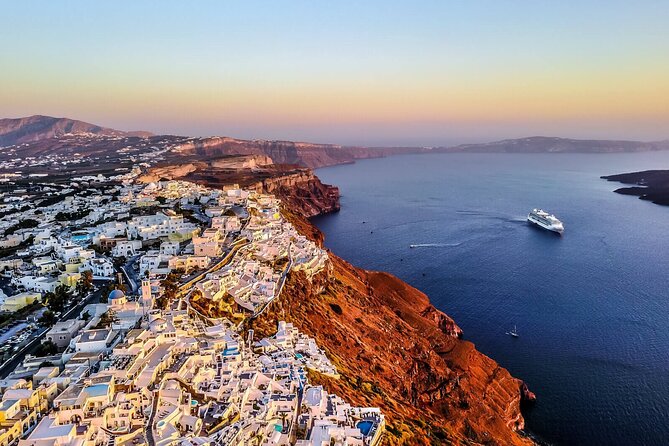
[152,161,535,445]
[249,208,535,445]
[143,160,341,218]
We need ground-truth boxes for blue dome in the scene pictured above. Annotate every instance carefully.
[108,289,125,300]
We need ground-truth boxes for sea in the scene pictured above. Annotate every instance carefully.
[311,152,669,446]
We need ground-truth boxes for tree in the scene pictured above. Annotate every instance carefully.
[96,309,118,328]
[157,272,181,309]
[35,340,58,356]
[3,218,38,236]
[46,285,70,313]
[76,270,93,296]
[38,310,56,326]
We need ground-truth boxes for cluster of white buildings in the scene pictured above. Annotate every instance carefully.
[134,181,328,316]
[0,178,382,446]
[11,300,383,446]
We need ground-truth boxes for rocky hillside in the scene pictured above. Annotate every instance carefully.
[145,157,536,444]
[249,209,535,445]
[141,158,341,217]
[440,136,669,153]
[0,115,152,146]
[0,115,422,169]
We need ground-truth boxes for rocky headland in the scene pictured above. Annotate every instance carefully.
[171,136,424,168]
[602,170,669,206]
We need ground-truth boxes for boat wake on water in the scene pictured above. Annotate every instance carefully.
[409,243,462,248]
[456,209,527,224]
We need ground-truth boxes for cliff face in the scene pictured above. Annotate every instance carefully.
[250,210,534,445]
[143,160,341,218]
[252,170,340,217]
[173,136,423,168]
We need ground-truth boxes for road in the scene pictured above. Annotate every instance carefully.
[0,282,106,378]
[119,254,141,294]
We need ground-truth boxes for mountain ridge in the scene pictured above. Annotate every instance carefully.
[0,115,153,147]
[2,115,668,170]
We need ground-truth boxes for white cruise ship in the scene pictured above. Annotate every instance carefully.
[527,209,564,234]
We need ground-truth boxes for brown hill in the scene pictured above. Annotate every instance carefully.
[0,115,152,147]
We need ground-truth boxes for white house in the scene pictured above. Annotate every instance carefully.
[81,258,114,278]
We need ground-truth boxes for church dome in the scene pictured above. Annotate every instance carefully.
[108,289,125,300]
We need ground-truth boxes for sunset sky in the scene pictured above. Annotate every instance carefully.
[2,1,668,146]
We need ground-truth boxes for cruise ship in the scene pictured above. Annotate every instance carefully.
[527,209,564,234]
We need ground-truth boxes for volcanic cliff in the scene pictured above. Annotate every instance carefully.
[171,136,424,168]
[243,206,535,445]
[141,157,340,217]
[174,161,535,445]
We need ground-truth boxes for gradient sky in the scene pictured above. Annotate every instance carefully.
[1,1,668,146]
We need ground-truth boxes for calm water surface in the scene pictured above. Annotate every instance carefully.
[312,152,669,446]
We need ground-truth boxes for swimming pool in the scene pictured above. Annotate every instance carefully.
[357,420,374,436]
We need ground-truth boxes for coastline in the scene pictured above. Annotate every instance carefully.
[142,159,537,444]
[271,182,536,445]
[602,170,669,206]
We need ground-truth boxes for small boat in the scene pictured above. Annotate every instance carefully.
[506,325,519,338]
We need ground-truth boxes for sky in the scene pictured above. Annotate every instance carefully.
[1,1,668,146]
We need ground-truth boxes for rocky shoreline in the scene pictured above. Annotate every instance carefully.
[261,204,537,445]
[602,170,669,206]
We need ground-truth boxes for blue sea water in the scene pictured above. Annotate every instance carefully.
[312,152,669,446]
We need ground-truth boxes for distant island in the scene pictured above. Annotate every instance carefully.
[438,136,669,154]
[602,170,669,206]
